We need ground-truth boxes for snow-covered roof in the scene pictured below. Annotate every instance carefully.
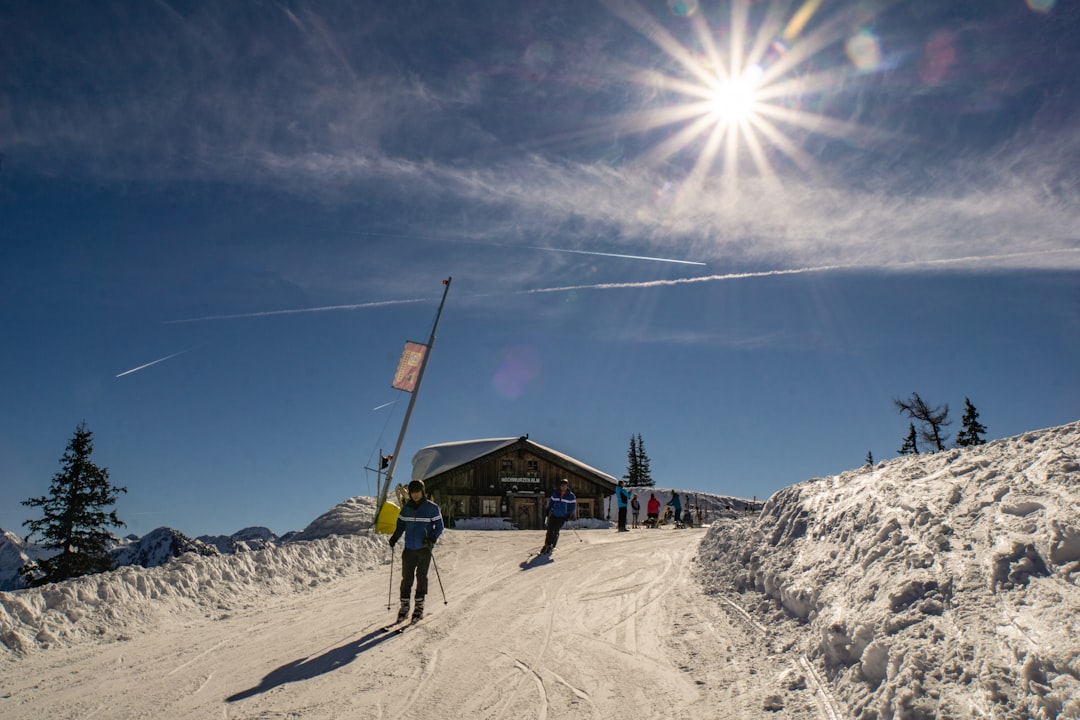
[411,437,619,486]
[410,438,519,482]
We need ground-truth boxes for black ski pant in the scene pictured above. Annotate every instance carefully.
[617,506,628,531]
[544,515,567,549]
[399,546,432,600]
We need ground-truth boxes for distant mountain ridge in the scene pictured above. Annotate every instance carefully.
[197,527,279,555]
[0,526,283,590]
[0,497,378,590]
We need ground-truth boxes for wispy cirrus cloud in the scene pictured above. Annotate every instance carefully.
[4,0,1078,281]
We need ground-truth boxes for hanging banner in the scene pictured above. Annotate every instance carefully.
[391,341,427,392]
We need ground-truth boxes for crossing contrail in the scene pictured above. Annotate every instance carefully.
[521,245,707,266]
[166,297,429,323]
[116,349,192,378]
[302,224,708,266]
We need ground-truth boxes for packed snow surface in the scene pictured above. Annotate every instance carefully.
[1,421,1077,719]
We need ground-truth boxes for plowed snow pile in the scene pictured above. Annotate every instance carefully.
[698,421,1080,720]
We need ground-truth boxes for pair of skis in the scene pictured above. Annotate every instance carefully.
[521,547,555,567]
[382,614,427,634]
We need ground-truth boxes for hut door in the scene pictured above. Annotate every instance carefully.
[513,499,537,530]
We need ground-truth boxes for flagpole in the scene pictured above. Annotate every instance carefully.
[376,277,452,518]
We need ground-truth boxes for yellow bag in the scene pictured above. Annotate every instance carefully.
[375,499,401,535]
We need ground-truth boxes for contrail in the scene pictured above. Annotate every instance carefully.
[166,297,429,324]
[512,247,1080,296]
[514,264,843,295]
[521,245,706,266]
[162,247,1078,324]
[372,400,397,411]
[116,349,192,378]
[301,223,707,266]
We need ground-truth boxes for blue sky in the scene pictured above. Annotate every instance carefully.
[2,0,1078,538]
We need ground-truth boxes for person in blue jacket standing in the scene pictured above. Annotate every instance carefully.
[389,479,444,622]
[541,479,576,554]
[666,491,683,526]
[615,480,632,532]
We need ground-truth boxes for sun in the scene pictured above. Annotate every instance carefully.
[603,0,879,192]
[708,65,764,125]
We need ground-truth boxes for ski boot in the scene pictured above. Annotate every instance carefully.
[412,597,425,621]
[396,598,410,623]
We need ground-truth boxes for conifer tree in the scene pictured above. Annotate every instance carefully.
[955,398,988,447]
[865,451,874,467]
[20,422,127,586]
[898,423,919,455]
[634,434,654,487]
[623,434,655,487]
[623,435,640,485]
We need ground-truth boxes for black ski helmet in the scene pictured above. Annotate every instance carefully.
[408,479,425,494]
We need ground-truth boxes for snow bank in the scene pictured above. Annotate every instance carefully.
[290,495,377,540]
[0,532,388,655]
[698,421,1080,720]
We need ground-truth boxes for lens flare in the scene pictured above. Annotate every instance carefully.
[494,345,542,400]
[1025,0,1056,14]
[845,30,882,72]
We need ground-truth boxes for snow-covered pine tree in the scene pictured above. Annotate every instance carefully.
[20,422,127,586]
[898,423,919,455]
[955,397,987,447]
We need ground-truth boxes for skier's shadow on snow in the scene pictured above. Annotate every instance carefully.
[226,625,397,702]
[519,554,554,570]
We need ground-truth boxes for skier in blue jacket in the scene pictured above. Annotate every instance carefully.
[389,479,444,621]
[541,479,576,555]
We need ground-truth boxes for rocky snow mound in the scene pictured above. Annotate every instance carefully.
[698,420,1080,720]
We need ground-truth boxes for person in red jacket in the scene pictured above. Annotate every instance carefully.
[646,493,660,528]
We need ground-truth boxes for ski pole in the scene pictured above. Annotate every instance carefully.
[387,547,395,612]
[430,549,448,605]
[572,516,583,542]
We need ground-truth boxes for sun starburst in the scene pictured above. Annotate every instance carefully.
[603,0,882,195]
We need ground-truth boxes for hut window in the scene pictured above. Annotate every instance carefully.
[481,497,499,516]
[500,458,514,474]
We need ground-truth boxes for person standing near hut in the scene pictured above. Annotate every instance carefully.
[630,493,641,529]
[389,479,444,622]
[615,480,632,532]
[666,491,683,526]
[646,492,661,527]
[541,479,576,554]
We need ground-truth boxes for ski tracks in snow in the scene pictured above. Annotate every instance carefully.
[2,528,827,719]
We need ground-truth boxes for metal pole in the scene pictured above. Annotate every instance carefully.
[376,277,453,515]
[430,549,448,605]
